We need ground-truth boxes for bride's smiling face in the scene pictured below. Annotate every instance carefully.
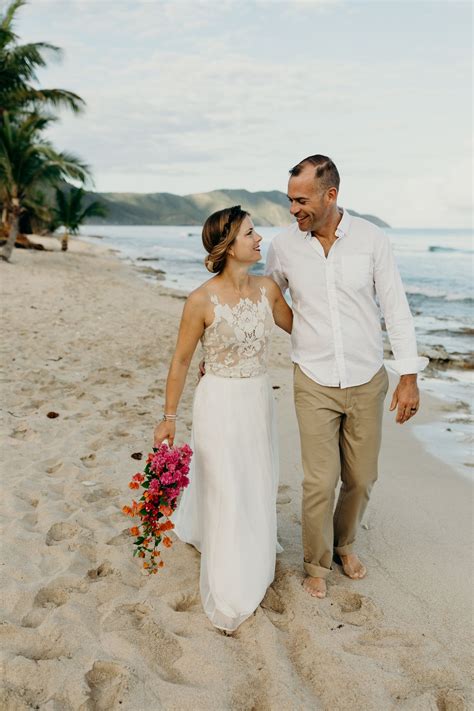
[228,216,262,265]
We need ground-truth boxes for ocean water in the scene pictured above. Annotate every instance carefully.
[80,223,473,478]
[80,224,473,361]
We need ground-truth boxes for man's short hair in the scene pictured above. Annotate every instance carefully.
[289,155,340,192]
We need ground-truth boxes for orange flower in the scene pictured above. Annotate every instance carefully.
[128,481,140,490]
[132,473,144,483]
[159,504,172,516]
[122,505,132,515]
[158,560,164,568]
[129,526,140,536]
[143,562,149,569]
[138,551,145,558]
[152,550,161,557]
[163,536,172,548]
[151,568,158,574]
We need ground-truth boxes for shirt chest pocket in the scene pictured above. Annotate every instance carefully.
[340,254,372,291]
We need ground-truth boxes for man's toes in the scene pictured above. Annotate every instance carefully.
[302,577,327,598]
[339,555,367,579]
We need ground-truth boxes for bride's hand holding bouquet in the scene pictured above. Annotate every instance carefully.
[154,417,176,448]
[122,413,192,574]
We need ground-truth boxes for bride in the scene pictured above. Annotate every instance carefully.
[153,205,292,632]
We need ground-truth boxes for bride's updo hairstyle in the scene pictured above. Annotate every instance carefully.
[202,205,249,274]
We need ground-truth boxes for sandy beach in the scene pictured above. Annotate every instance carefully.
[1,237,472,710]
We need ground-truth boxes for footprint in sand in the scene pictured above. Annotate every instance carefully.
[342,627,425,667]
[109,400,128,411]
[21,510,38,531]
[88,437,109,452]
[101,603,183,682]
[0,621,70,661]
[261,585,286,620]
[277,484,292,505]
[21,607,49,629]
[169,591,201,613]
[393,689,468,710]
[45,521,80,546]
[83,486,120,503]
[260,579,295,632]
[80,453,97,468]
[83,660,131,711]
[113,427,130,438]
[10,423,37,441]
[436,688,468,711]
[356,627,422,649]
[42,457,64,475]
[329,588,382,627]
[87,561,115,580]
[32,575,88,609]
[106,528,131,547]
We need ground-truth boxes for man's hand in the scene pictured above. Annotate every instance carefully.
[389,374,420,424]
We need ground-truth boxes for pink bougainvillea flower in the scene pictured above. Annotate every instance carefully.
[123,441,192,574]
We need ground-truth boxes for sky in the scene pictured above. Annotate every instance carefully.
[9,0,473,227]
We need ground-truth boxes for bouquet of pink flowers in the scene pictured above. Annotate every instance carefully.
[122,441,192,574]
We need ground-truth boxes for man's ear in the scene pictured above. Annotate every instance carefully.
[327,187,338,203]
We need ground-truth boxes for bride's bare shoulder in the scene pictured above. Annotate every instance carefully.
[186,278,219,308]
[253,275,281,297]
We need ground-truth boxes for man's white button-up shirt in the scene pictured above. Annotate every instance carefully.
[265,209,428,388]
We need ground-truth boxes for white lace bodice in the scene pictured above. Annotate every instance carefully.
[201,286,274,378]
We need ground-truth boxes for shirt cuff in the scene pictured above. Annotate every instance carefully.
[383,356,429,375]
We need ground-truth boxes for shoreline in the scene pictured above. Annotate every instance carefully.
[1,236,472,709]
[34,232,474,480]
[79,228,474,373]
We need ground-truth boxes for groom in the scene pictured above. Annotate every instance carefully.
[265,154,427,599]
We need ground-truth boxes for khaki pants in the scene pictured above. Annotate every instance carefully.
[293,364,389,579]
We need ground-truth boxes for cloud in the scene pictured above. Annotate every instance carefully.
[15,0,472,226]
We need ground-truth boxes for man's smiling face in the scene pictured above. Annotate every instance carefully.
[287,165,336,233]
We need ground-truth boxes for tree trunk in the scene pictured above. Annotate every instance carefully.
[1,211,19,262]
[61,231,69,251]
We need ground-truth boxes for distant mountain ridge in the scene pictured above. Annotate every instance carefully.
[84,189,389,228]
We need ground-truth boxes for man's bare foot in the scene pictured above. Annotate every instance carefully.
[302,575,327,598]
[336,552,367,579]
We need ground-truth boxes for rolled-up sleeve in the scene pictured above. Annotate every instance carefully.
[265,241,289,294]
[374,231,428,375]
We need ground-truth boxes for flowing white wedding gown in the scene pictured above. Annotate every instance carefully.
[173,285,282,631]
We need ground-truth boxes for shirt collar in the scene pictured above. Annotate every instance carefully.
[300,207,352,240]
[334,207,352,238]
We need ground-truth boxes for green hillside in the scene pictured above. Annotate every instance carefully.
[84,189,389,228]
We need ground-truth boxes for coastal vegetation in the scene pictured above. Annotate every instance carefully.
[0,0,102,261]
[52,187,106,251]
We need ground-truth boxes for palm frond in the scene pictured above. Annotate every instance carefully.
[0,1,27,33]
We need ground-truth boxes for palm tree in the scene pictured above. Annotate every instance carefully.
[0,111,90,261]
[52,186,107,251]
[0,1,85,117]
